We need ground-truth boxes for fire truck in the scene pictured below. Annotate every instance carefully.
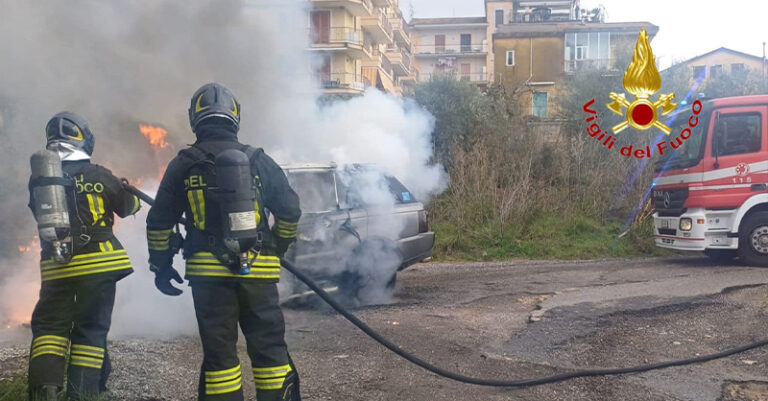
[653,95,768,265]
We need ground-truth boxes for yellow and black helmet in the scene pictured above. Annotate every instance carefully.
[45,112,95,156]
[188,83,241,133]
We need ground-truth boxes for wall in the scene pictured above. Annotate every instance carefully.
[494,36,564,87]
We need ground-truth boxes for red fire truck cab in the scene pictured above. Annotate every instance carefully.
[653,95,768,265]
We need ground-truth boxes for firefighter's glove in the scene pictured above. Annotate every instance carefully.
[152,264,184,296]
[274,236,295,259]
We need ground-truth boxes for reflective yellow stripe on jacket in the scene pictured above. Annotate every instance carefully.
[40,249,132,281]
[186,252,281,280]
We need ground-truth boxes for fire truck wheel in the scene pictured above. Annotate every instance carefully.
[738,211,768,267]
[703,249,737,264]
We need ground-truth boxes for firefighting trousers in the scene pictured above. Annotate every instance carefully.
[191,280,299,401]
[28,276,116,399]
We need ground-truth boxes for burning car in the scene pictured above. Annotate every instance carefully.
[280,163,434,303]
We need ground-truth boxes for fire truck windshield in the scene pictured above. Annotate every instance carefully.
[654,109,710,173]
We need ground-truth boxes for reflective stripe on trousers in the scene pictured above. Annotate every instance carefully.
[204,364,243,396]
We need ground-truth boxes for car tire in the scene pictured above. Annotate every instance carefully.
[738,211,768,267]
[703,249,737,264]
[339,238,400,304]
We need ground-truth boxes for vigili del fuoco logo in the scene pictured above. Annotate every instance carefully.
[582,27,702,159]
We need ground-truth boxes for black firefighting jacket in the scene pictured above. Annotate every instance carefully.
[28,160,141,282]
[146,126,301,282]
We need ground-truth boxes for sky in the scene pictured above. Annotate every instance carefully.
[402,0,768,69]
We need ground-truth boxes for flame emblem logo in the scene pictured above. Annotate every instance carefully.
[606,27,676,134]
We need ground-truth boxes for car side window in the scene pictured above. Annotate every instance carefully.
[713,113,762,157]
[286,171,338,213]
[336,174,364,209]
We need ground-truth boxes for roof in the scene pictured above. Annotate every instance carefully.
[668,47,767,68]
[493,21,658,39]
[409,16,487,27]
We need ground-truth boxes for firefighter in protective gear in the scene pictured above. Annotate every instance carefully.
[27,112,141,400]
[146,83,302,401]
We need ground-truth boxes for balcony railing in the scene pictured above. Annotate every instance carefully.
[387,13,411,47]
[413,43,488,55]
[361,10,393,40]
[564,58,615,73]
[315,72,367,92]
[309,27,363,46]
[312,0,373,17]
[386,45,411,71]
[420,72,488,84]
[379,50,393,77]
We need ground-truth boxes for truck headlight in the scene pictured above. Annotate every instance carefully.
[679,218,692,231]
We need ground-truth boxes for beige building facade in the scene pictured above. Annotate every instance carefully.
[664,47,768,83]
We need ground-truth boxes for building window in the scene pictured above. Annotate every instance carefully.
[692,65,706,79]
[710,65,723,78]
[460,34,471,52]
[532,92,548,117]
[460,63,471,81]
[495,9,504,27]
[575,46,587,60]
[713,113,761,156]
[435,34,445,53]
[731,63,746,74]
[506,50,515,66]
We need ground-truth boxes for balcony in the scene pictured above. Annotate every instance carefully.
[311,0,373,17]
[420,72,488,85]
[413,43,487,56]
[316,72,367,94]
[385,46,411,76]
[564,58,617,74]
[370,0,391,6]
[309,27,364,57]
[387,13,411,49]
[361,11,393,43]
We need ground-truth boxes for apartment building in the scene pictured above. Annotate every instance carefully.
[409,17,489,84]
[410,0,655,117]
[308,0,416,96]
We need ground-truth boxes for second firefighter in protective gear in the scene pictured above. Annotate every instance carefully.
[146,82,302,401]
[27,112,141,400]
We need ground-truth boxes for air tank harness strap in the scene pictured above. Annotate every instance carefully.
[29,176,74,188]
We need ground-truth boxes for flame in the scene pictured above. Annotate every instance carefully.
[17,236,38,254]
[622,27,661,99]
[139,124,169,148]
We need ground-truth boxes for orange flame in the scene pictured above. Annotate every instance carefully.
[139,124,169,148]
[622,27,661,98]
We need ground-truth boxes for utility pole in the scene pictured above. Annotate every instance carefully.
[763,42,766,93]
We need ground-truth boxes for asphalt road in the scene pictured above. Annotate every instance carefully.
[2,256,768,401]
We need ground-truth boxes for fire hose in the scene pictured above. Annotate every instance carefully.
[125,183,768,387]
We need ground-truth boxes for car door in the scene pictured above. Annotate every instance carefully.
[285,169,361,274]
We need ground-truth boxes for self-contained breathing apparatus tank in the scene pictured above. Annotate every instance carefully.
[211,149,262,275]
[30,150,72,263]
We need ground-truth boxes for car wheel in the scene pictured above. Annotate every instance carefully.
[339,239,401,304]
[738,211,768,267]
[703,249,737,264]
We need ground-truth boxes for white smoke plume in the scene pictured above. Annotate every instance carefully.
[0,0,445,337]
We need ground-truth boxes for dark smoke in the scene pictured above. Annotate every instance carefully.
[0,0,445,334]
